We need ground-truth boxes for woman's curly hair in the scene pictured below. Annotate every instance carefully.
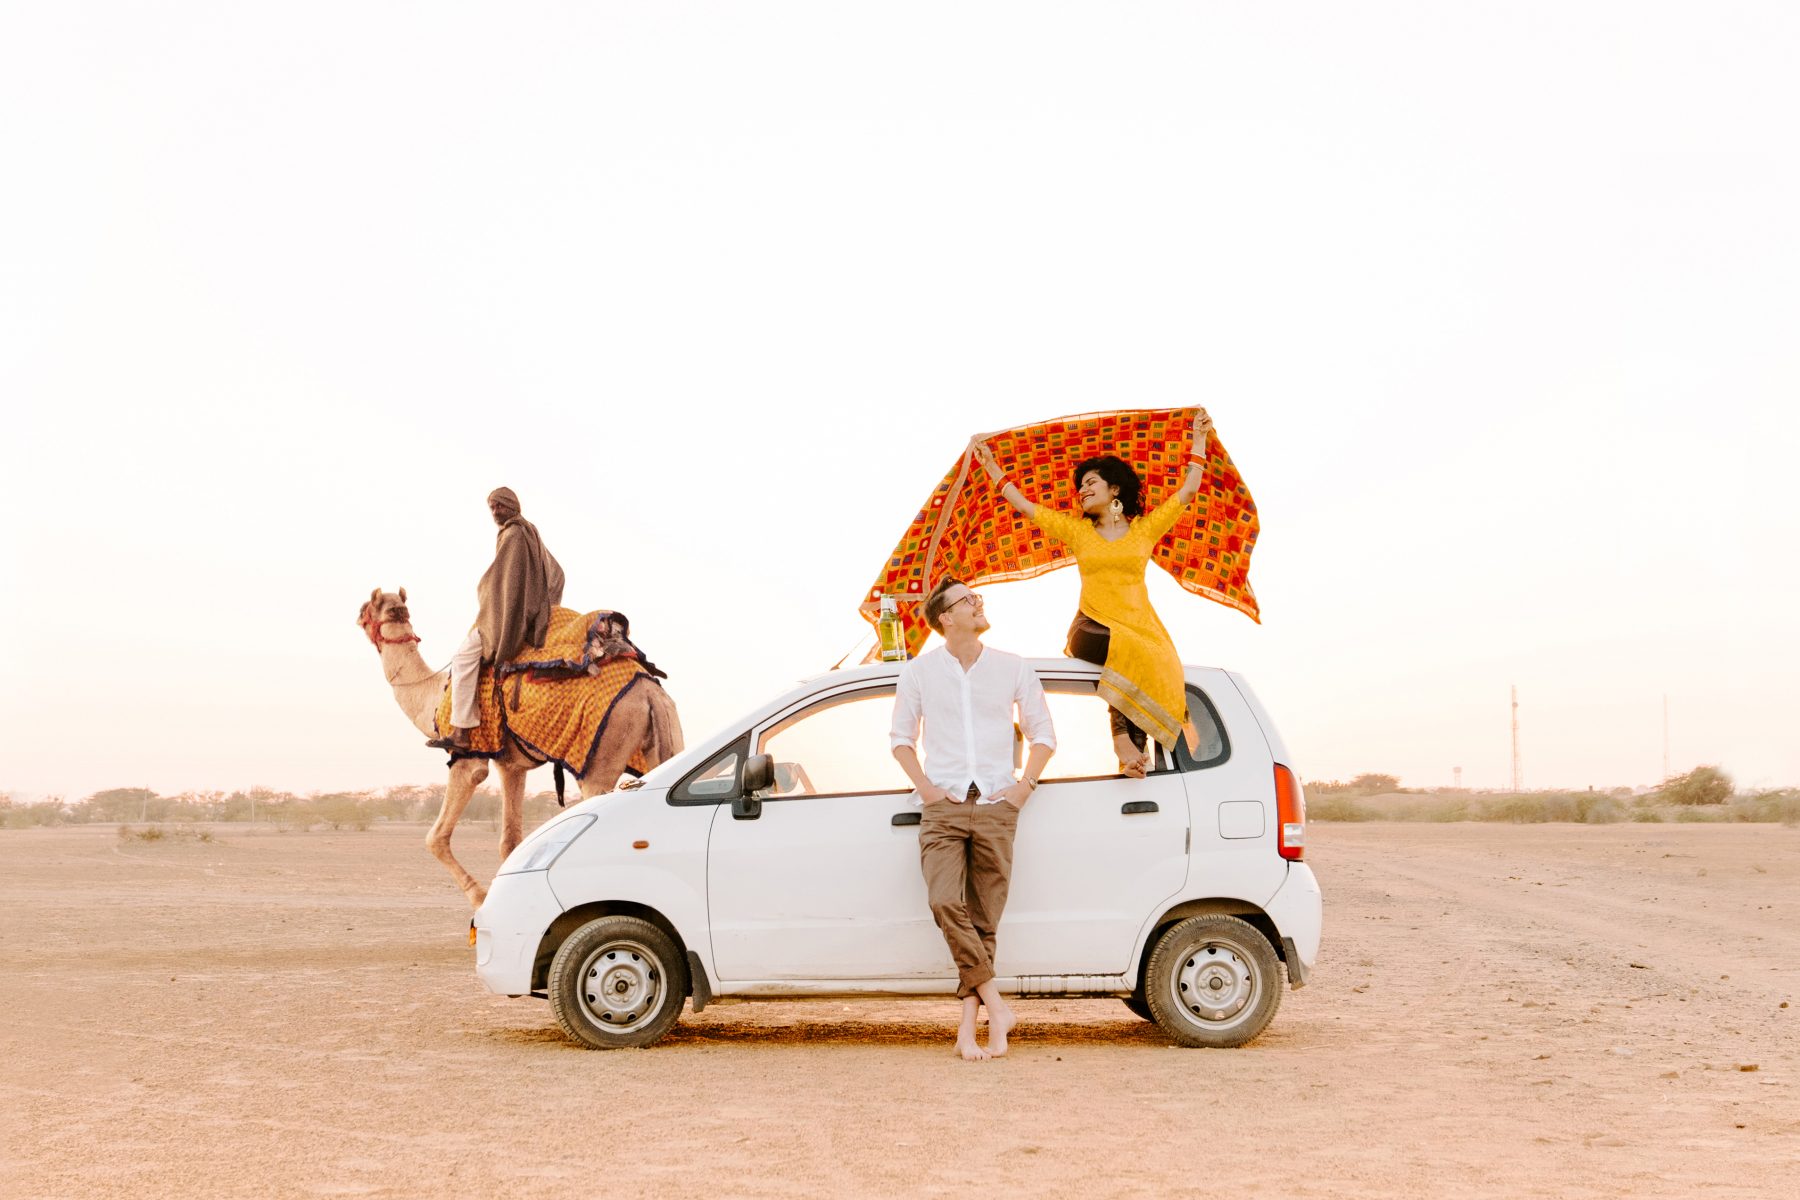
[1070,455,1144,521]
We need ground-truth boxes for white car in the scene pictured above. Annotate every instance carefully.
[472,658,1322,1050]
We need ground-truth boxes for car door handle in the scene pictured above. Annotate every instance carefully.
[1121,801,1159,815]
[891,812,922,826]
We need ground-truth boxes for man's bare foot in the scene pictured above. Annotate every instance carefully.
[954,996,990,1061]
[976,982,1017,1056]
[986,998,1017,1056]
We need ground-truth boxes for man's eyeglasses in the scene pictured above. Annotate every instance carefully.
[946,593,984,614]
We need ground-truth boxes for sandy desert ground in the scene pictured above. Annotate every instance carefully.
[1,821,1795,1199]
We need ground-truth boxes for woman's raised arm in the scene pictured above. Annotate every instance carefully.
[969,439,1037,519]
[1174,409,1216,505]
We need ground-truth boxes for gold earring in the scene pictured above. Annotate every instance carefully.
[1109,498,1124,517]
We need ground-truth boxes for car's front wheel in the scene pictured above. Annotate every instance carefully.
[548,915,688,1050]
[1144,915,1282,1048]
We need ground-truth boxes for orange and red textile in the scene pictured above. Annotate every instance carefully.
[860,408,1261,658]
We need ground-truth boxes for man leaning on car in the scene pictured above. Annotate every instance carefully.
[890,577,1056,1062]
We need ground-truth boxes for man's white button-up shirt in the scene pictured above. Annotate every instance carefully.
[889,645,1057,803]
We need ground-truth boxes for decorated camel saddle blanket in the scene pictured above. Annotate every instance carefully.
[433,607,667,773]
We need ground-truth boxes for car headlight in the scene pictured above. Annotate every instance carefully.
[500,814,595,875]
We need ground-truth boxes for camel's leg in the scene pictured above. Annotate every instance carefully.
[497,760,528,863]
[429,758,491,909]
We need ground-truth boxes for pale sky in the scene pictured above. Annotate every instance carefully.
[3,2,1797,802]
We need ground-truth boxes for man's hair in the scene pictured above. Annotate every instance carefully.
[1070,455,1144,520]
[923,577,967,635]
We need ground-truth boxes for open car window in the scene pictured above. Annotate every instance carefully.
[756,687,912,798]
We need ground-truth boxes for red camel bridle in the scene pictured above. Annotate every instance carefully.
[360,605,422,650]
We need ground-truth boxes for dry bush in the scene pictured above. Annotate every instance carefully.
[1403,797,1470,822]
[1311,791,1648,825]
[1674,806,1728,823]
[1728,790,1800,825]
[1656,765,1733,806]
[117,825,215,843]
[1306,795,1373,822]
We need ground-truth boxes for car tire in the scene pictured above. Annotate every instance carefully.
[548,915,688,1050]
[1122,994,1152,1021]
[1144,915,1282,1048]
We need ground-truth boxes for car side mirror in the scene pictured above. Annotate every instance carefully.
[743,754,775,793]
[734,754,775,820]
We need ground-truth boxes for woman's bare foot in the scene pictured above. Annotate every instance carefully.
[1114,733,1149,778]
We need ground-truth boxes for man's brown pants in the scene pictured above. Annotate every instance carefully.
[919,792,1021,999]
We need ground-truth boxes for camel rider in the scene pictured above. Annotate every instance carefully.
[429,487,566,751]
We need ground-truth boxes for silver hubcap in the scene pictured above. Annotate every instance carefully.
[577,939,662,1033]
[1172,938,1257,1028]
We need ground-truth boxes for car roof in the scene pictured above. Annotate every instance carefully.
[793,655,1229,691]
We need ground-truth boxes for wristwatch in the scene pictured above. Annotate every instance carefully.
[1023,776,1038,791]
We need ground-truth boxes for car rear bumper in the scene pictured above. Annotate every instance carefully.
[472,870,564,996]
[1265,862,1322,987]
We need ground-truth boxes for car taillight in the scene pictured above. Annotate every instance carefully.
[1274,763,1305,861]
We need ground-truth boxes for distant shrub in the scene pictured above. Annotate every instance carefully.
[1307,774,1403,796]
[1656,765,1733,806]
[1307,795,1373,822]
[1580,796,1624,824]
[1674,806,1727,823]
[119,823,217,843]
[1729,790,1800,826]
[1478,794,1547,823]
[1631,808,1664,823]
[1,798,68,829]
[1411,797,1469,822]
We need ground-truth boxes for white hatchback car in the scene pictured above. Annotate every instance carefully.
[472,658,1321,1050]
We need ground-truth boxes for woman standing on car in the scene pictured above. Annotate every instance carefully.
[970,409,1213,777]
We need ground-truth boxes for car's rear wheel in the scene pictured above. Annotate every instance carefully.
[548,915,687,1049]
[1144,915,1281,1048]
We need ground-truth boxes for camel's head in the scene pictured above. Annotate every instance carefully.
[357,587,419,649]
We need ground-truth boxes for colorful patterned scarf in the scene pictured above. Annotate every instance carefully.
[860,408,1261,657]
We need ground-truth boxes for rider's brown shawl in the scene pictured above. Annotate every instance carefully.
[476,515,566,664]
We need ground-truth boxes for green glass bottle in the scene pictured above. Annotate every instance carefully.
[877,595,907,662]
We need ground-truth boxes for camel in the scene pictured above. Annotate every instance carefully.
[355,587,684,909]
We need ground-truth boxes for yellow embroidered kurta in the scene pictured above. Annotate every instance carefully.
[1031,496,1190,749]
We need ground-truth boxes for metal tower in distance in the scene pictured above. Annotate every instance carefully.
[1510,685,1522,792]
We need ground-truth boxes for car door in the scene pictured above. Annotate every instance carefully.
[705,684,952,982]
[997,676,1192,976]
